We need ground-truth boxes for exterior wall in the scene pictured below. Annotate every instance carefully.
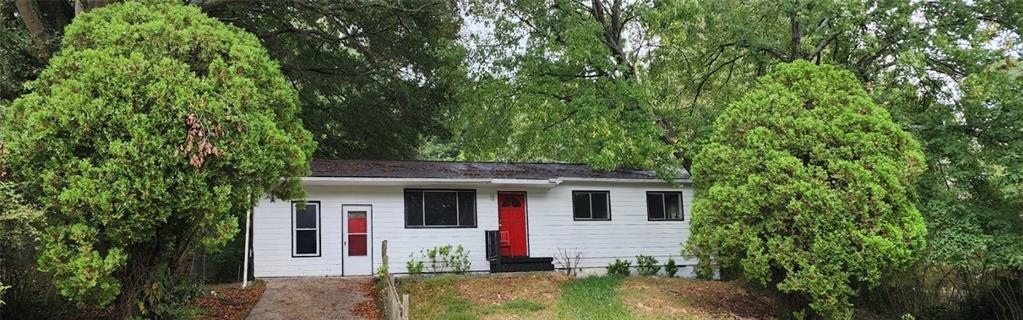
[252,180,695,278]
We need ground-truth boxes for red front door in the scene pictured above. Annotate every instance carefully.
[498,193,528,257]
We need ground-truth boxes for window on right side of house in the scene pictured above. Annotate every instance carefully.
[647,191,683,221]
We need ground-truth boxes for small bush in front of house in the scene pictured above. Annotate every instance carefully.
[635,255,661,276]
[447,245,472,274]
[406,254,425,276]
[664,258,679,277]
[412,245,471,274]
[607,259,631,277]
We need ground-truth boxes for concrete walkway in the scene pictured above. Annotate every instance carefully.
[246,277,374,320]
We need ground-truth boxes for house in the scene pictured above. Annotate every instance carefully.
[250,159,695,278]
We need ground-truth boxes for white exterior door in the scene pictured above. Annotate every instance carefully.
[342,205,373,275]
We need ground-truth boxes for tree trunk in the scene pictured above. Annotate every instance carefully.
[14,0,49,60]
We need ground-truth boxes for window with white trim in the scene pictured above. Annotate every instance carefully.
[292,202,320,257]
[404,189,477,228]
[573,190,611,221]
[647,191,684,221]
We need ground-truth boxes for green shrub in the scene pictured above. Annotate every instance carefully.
[415,245,471,274]
[607,259,631,277]
[687,61,926,319]
[635,255,661,276]
[406,254,425,276]
[0,2,313,316]
[664,258,679,277]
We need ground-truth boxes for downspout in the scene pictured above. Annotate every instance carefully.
[242,204,252,288]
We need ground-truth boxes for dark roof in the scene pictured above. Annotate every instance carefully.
[310,159,687,180]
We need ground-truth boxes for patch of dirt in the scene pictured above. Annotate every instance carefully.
[455,272,570,306]
[246,277,375,320]
[192,281,266,320]
[352,279,382,320]
[619,277,781,320]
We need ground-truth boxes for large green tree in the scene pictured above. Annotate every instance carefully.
[890,59,1023,317]
[459,1,1023,315]
[688,61,927,319]
[205,1,465,159]
[455,0,682,175]
[2,0,463,159]
[0,2,313,316]
[456,0,1020,167]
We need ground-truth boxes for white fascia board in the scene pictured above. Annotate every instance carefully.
[552,177,687,184]
[299,176,687,186]
[301,177,556,187]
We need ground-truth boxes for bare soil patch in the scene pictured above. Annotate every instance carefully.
[618,277,782,320]
[192,281,266,320]
[455,272,570,305]
[246,277,375,320]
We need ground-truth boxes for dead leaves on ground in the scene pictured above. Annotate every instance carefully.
[192,282,266,320]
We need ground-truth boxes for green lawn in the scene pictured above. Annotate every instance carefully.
[556,276,629,319]
[395,273,782,320]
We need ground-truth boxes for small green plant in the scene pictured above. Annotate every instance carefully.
[664,258,679,277]
[0,281,9,306]
[412,245,471,274]
[406,254,424,275]
[635,255,661,276]
[607,259,631,277]
[376,263,389,278]
[448,245,472,274]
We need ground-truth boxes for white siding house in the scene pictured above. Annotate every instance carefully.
[251,160,695,278]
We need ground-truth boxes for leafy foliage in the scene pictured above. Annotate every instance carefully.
[201,0,465,160]
[687,62,926,319]
[635,255,661,276]
[664,258,679,277]
[864,59,1023,318]
[0,181,42,251]
[456,0,682,175]
[406,255,425,276]
[2,1,463,159]
[410,245,471,274]
[607,259,632,277]
[0,178,47,312]
[0,1,313,315]
[915,60,1023,273]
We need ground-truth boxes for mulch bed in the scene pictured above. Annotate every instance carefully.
[192,281,266,320]
[352,278,382,320]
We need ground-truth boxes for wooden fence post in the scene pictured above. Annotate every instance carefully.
[402,294,410,320]
[382,240,388,273]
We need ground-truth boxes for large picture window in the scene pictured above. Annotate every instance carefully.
[292,201,320,257]
[573,190,611,221]
[405,189,477,228]
[647,191,684,221]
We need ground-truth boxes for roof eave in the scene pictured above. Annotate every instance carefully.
[301,176,685,187]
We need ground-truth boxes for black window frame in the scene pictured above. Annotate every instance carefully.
[646,191,684,221]
[404,189,478,228]
[572,190,612,221]
[291,201,322,258]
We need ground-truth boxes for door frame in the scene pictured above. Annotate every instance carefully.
[341,204,374,276]
[496,191,530,257]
